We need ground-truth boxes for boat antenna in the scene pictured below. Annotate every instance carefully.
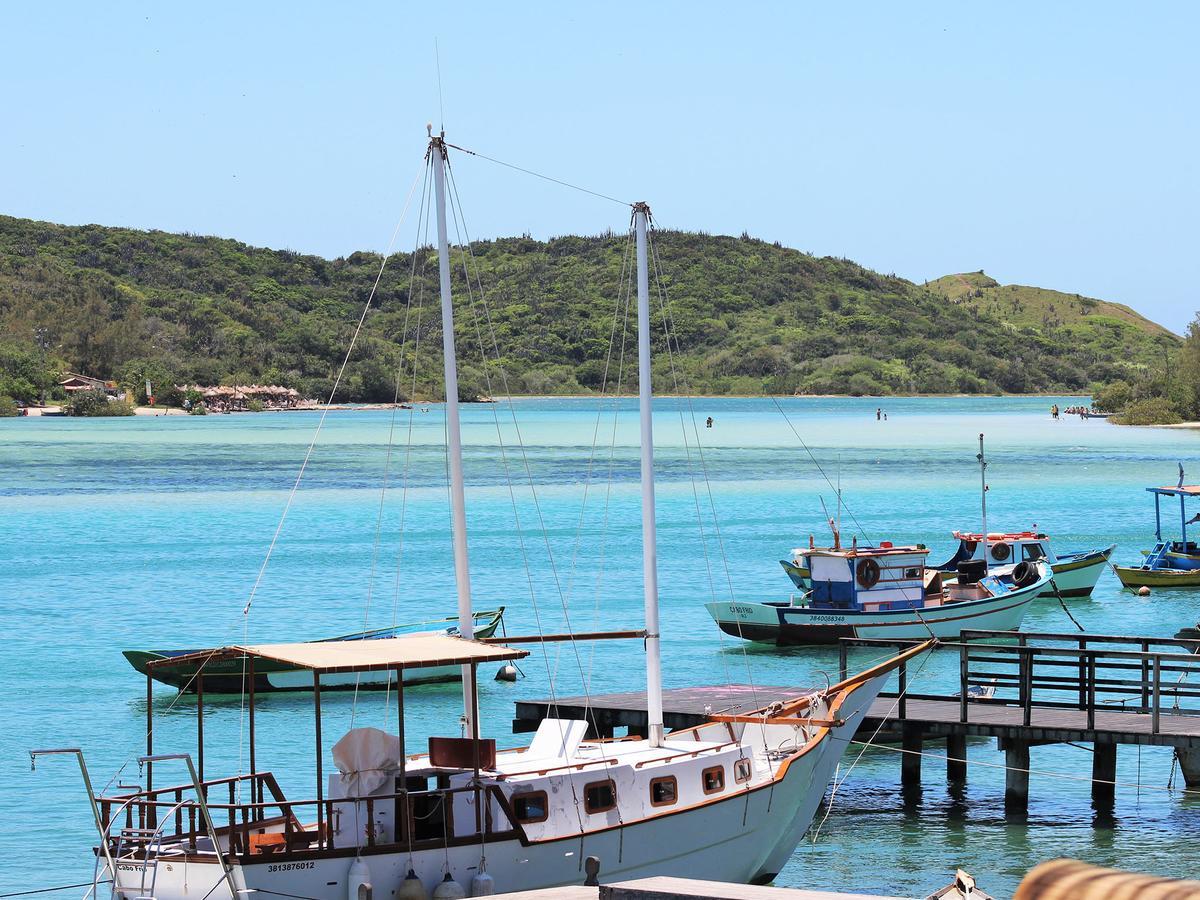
[430,131,477,734]
[633,200,664,748]
[978,433,989,574]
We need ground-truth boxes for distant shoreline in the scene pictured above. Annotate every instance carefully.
[16,392,1095,418]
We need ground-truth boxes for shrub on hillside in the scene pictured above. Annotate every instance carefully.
[1112,397,1183,426]
[1093,380,1133,413]
[0,395,19,417]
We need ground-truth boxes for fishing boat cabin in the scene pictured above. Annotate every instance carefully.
[935,530,1052,571]
[802,541,1007,612]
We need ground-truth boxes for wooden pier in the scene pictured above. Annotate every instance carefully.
[512,630,1200,815]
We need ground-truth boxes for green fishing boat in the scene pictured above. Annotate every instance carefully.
[123,607,505,693]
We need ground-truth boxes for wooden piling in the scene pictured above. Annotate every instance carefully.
[1092,743,1116,806]
[1005,741,1030,814]
[946,733,967,784]
[901,727,922,789]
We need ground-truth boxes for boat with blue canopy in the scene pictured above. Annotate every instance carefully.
[1114,483,1200,588]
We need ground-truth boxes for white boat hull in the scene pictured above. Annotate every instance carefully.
[706,583,1040,645]
[106,680,888,900]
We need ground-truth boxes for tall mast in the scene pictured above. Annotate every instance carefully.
[634,202,664,748]
[977,433,989,573]
[430,132,476,731]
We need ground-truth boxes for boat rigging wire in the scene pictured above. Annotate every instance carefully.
[768,395,875,547]
[445,140,632,208]
[353,160,436,726]
[647,226,772,730]
[241,160,425,618]
[808,641,938,844]
[0,882,112,898]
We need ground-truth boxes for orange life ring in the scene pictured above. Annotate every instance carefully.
[856,558,881,589]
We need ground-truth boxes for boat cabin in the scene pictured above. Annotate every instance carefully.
[939,530,1052,570]
[806,543,943,612]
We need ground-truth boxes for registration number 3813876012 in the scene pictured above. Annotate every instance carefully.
[267,862,315,873]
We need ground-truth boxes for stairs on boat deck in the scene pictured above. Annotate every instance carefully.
[112,827,165,900]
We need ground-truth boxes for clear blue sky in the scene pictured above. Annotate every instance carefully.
[4,2,1197,330]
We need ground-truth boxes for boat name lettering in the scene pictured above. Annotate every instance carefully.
[729,605,756,616]
[268,862,316,873]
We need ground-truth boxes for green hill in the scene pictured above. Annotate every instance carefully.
[926,271,1177,372]
[0,215,1182,403]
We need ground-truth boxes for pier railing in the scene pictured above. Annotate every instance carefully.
[838,630,1200,733]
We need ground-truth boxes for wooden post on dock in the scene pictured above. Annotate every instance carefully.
[901,726,922,790]
[1092,742,1117,807]
[946,734,967,784]
[1004,740,1030,814]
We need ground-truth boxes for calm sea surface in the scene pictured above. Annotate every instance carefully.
[3,396,1200,897]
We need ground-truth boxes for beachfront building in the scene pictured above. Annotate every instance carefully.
[59,373,120,396]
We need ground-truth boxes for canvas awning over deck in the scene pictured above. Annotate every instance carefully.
[1150,486,1200,497]
[147,634,528,674]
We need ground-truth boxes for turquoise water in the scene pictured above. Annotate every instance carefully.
[3,396,1200,897]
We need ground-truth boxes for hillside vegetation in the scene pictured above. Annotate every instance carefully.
[0,215,1182,405]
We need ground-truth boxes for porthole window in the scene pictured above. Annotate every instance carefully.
[649,776,677,807]
[512,790,548,824]
[702,766,725,794]
[584,779,616,814]
[733,758,752,783]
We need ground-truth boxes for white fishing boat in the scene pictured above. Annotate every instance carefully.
[35,134,927,899]
[708,540,1048,644]
[720,434,1049,644]
[783,531,1112,600]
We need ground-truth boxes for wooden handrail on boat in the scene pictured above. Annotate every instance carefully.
[707,715,845,727]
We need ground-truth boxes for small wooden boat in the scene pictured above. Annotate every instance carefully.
[709,542,1049,645]
[783,531,1113,599]
[1113,483,1200,589]
[123,608,505,692]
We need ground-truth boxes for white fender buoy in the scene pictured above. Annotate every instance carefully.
[348,857,372,900]
[432,873,466,900]
[495,663,519,682]
[1138,586,1152,596]
[397,869,429,900]
[469,871,495,896]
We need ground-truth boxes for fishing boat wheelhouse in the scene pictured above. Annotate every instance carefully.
[932,531,1114,598]
[1115,485,1200,588]
[710,539,1047,644]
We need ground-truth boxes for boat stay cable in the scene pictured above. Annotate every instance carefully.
[446,158,634,777]
[444,157,610,838]
[645,226,763,720]
[352,161,436,726]
[444,140,633,209]
[768,395,875,547]
[97,159,429,798]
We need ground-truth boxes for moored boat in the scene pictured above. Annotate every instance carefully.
[710,541,1049,645]
[122,608,506,692]
[783,531,1113,599]
[1114,484,1200,589]
[34,134,933,900]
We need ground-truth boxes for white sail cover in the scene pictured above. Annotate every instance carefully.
[332,727,403,796]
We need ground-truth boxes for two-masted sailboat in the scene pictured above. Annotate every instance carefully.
[35,134,930,899]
